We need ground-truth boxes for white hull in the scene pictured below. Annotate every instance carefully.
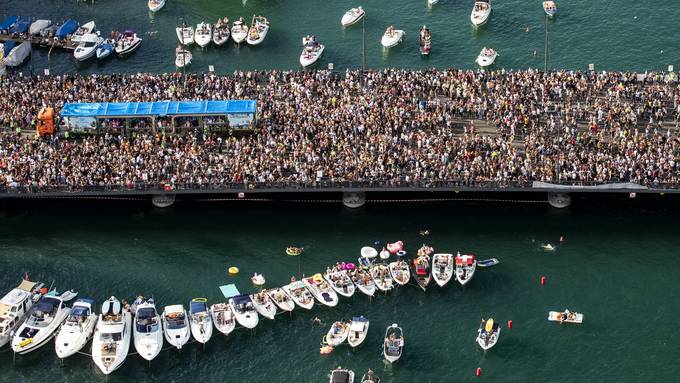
[325,322,349,346]
[471,1,492,26]
[300,44,324,67]
[381,30,404,48]
[341,7,365,27]
[148,0,166,12]
[282,282,315,310]
[388,261,411,286]
[476,53,497,67]
[371,264,394,291]
[162,305,190,350]
[360,246,378,259]
[347,317,369,348]
[383,325,403,363]
[115,36,142,56]
[213,28,230,46]
[92,311,132,375]
[175,49,192,68]
[324,271,355,298]
[55,314,97,358]
[210,303,236,335]
[267,288,295,312]
[195,23,212,48]
[229,298,259,329]
[351,269,376,297]
[432,253,454,287]
[477,327,500,350]
[456,263,477,285]
[303,277,339,307]
[548,311,583,324]
[190,314,212,344]
[74,43,98,62]
[250,293,277,320]
[176,27,195,45]
[133,302,163,361]
[231,23,248,44]
[12,299,70,355]
[29,20,51,35]
[246,26,269,45]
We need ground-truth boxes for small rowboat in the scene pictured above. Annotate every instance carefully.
[478,258,499,268]
[432,253,454,287]
[388,260,410,285]
[382,323,403,363]
[548,310,583,324]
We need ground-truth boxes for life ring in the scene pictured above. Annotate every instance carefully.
[228,266,239,275]
[345,262,356,270]
[313,273,323,283]
[397,250,407,257]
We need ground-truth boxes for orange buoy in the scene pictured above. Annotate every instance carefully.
[476,367,482,377]
[541,276,547,285]
[507,320,513,329]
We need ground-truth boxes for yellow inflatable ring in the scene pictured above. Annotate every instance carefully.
[228,266,239,275]
[313,273,323,283]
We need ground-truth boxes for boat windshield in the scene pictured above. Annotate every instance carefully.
[100,332,122,342]
[165,314,186,330]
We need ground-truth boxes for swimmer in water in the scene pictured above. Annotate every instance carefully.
[525,26,530,32]
[312,317,324,326]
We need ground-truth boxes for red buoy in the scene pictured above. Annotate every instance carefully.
[541,276,547,285]
[476,367,482,377]
[507,320,513,329]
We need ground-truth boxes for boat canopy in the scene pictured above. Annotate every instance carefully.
[0,16,19,30]
[231,294,252,305]
[35,297,61,314]
[55,19,78,39]
[17,279,36,293]
[70,304,90,318]
[190,299,207,313]
[219,284,241,299]
[74,298,95,309]
[10,17,31,34]
[331,371,350,383]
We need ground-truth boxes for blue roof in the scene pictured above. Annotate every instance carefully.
[61,100,257,118]
[190,299,207,314]
[231,294,252,305]
[55,19,78,39]
[10,17,31,34]
[0,15,18,30]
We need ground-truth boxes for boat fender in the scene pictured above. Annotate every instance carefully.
[228,266,239,275]
[540,276,546,286]
[507,320,513,329]
[476,367,482,377]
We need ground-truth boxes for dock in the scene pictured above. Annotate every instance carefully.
[0,33,78,51]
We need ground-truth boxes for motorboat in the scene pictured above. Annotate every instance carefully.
[55,298,97,358]
[162,305,190,349]
[388,260,410,286]
[229,294,259,329]
[371,264,394,292]
[231,17,248,44]
[282,281,315,310]
[476,318,500,350]
[432,253,454,287]
[210,303,236,335]
[548,309,583,324]
[55,19,78,40]
[133,297,163,361]
[246,15,269,45]
[4,41,31,67]
[195,22,212,48]
[325,321,349,346]
[115,30,142,56]
[542,243,556,251]
[324,270,355,298]
[381,25,406,47]
[476,47,498,67]
[0,280,37,348]
[286,247,303,256]
[91,296,132,375]
[73,33,102,61]
[250,291,277,320]
[478,258,500,268]
[419,25,431,56]
[11,295,70,354]
[350,266,376,297]
[148,0,166,12]
[411,255,432,290]
[455,252,477,285]
[96,39,115,60]
[29,20,51,35]
[176,25,195,45]
[382,323,404,363]
[543,1,558,17]
[175,46,192,68]
[213,17,230,46]
[470,0,492,26]
[428,0,439,5]
[189,298,212,344]
[303,274,339,307]
[330,367,355,383]
[300,35,325,67]
[360,246,377,259]
[267,288,295,312]
[347,316,369,347]
[58,290,78,302]
[341,6,365,27]
[71,21,96,44]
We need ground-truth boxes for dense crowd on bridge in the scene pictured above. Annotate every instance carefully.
[0,68,678,190]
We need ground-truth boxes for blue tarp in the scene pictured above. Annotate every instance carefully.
[61,100,257,118]
[9,17,31,34]
[0,15,18,30]
[219,284,241,299]
[3,41,16,57]
[55,19,78,39]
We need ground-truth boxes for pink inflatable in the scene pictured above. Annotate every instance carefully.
[386,241,404,254]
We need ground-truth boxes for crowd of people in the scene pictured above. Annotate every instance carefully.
[0,68,678,190]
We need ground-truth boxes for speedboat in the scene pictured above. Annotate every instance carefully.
[341,6,365,27]
[330,367,355,383]
[381,26,404,48]
[115,30,142,56]
[347,316,369,347]
[476,318,500,350]
[250,291,277,320]
[455,252,477,285]
[543,1,558,17]
[229,295,259,329]
[300,35,325,67]
[388,260,410,286]
[361,370,381,383]
[325,321,349,346]
[360,246,377,259]
[162,305,190,349]
[428,0,439,5]
[231,17,248,44]
[195,22,212,48]
[148,0,166,12]
[213,17,230,46]
[210,303,236,335]
[133,297,163,361]
[96,39,115,60]
[282,281,315,310]
[548,309,583,324]
[303,274,339,307]
[176,25,195,45]
[71,21,96,44]
[246,15,269,45]
[11,295,70,354]
[91,296,132,375]
[29,20,51,35]
[350,266,376,297]
[419,25,431,56]
[432,253,454,287]
[55,299,97,359]
[324,270,355,298]
[175,46,192,68]
[371,264,394,292]
[189,298,212,344]
[73,33,102,61]
[470,0,492,26]
[411,255,432,290]
[476,47,498,67]
[267,288,295,312]
[0,279,36,348]
[382,323,403,363]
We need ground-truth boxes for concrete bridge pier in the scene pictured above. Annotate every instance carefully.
[548,192,571,208]
[152,194,176,208]
[343,192,366,208]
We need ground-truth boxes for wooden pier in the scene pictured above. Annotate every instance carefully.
[0,34,77,51]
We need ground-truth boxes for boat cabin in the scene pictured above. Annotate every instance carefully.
[0,288,33,337]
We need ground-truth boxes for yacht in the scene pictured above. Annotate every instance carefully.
[189,298,213,344]
[162,305,190,349]
[341,6,365,27]
[470,0,492,26]
[73,33,102,61]
[229,294,259,329]
[476,47,498,67]
[133,297,163,361]
[55,298,97,358]
[91,296,132,375]
[11,295,70,354]
[0,280,36,348]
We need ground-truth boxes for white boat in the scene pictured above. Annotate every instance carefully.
[0,280,39,348]
[470,0,492,26]
[350,266,376,297]
[303,274,339,307]
[250,291,277,320]
[231,18,248,44]
[347,316,369,348]
[175,46,192,68]
[360,246,377,259]
[281,281,315,310]
[176,25,195,45]
[246,15,269,45]
[4,41,31,67]
[542,243,556,251]
[91,296,132,375]
[210,303,236,335]
[59,290,78,302]
[548,309,583,324]
[432,253,454,287]
[382,323,404,363]
[455,253,477,285]
[300,35,324,67]
[341,6,365,27]
[148,0,166,12]
[371,264,394,292]
[476,47,498,67]
[267,288,295,312]
[419,25,431,56]
[195,22,212,48]
[388,260,410,286]
[330,367,355,383]
[381,26,404,48]
[212,17,230,46]
[55,298,97,358]
[229,295,259,329]
[96,39,115,60]
[543,1,558,17]
[189,298,212,344]
[73,33,102,61]
[11,295,70,354]
[476,318,500,350]
[324,270,355,298]
[115,30,142,56]
[162,305,190,349]
[325,321,349,346]
[70,21,95,44]
[428,0,439,5]
[133,298,163,361]
[29,20,51,35]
